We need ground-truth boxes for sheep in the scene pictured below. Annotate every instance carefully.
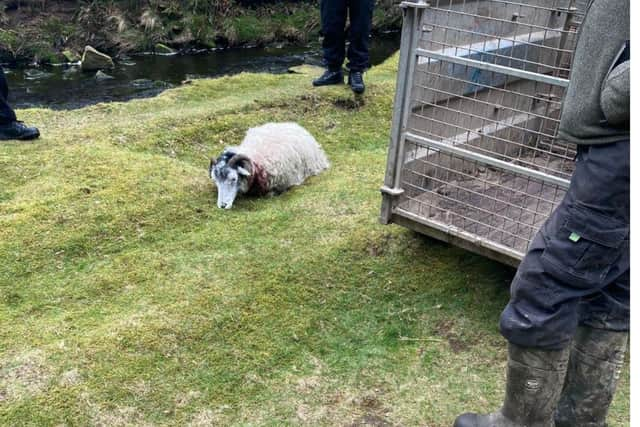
[209,122,330,209]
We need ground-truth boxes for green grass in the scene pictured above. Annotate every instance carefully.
[0,56,629,426]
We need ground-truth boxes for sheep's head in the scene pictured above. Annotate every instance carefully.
[209,150,253,209]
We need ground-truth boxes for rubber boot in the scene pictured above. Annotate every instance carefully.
[555,326,628,427]
[454,343,571,427]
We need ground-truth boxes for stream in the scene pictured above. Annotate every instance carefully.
[2,34,400,110]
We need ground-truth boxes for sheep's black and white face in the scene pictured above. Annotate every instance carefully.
[209,151,251,209]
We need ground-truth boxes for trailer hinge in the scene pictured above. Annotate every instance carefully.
[380,186,405,197]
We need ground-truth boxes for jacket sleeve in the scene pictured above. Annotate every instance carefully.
[600,60,630,126]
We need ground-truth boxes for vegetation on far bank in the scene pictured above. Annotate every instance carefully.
[0,0,402,64]
[0,54,629,425]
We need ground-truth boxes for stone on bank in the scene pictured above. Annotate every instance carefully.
[80,46,115,72]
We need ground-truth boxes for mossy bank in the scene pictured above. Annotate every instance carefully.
[0,55,629,425]
[0,0,401,64]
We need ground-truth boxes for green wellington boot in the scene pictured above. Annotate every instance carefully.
[454,343,571,427]
[555,326,628,427]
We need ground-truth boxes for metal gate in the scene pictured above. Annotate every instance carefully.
[380,0,585,267]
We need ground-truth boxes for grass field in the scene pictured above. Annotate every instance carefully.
[0,55,629,426]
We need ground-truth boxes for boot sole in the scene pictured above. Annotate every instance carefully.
[0,132,40,141]
[312,80,344,87]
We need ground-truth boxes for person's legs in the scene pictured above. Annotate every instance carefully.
[554,270,629,427]
[0,65,18,124]
[455,141,630,427]
[500,141,630,350]
[555,325,628,427]
[344,0,373,93]
[313,0,348,87]
[321,0,348,71]
[346,0,374,72]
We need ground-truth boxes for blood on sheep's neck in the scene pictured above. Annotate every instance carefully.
[246,160,269,196]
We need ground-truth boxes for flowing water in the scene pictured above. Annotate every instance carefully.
[3,34,400,110]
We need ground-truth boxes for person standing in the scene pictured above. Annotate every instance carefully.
[0,65,40,141]
[312,0,375,94]
[453,0,629,426]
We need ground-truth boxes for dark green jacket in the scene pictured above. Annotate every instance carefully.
[558,0,630,145]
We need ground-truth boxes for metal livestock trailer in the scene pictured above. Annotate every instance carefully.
[380,0,587,267]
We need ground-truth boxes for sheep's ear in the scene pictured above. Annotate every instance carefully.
[237,166,251,177]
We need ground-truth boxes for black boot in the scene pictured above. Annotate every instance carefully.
[348,70,365,94]
[0,121,40,141]
[454,343,570,427]
[555,327,628,427]
[312,69,344,87]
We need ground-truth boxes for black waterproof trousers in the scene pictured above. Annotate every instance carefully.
[500,140,630,350]
[320,0,375,72]
[0,65,17,124]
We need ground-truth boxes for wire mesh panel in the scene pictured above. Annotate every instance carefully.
[381,0,585,266]
[416,0,582,78]
[408,56,576,180]
[399,137,567,255]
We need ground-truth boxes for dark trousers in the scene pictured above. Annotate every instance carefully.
[320,0,375,72]
[1,65,17,124]
[500,140,630,351]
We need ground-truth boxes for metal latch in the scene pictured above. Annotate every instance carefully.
[380,186,405,197]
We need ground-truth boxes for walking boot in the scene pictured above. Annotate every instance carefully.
[312,69,344,87]
[555,326,628,427]
[454,343,571,427]
[0,121,40,141]
[348,71,365,94]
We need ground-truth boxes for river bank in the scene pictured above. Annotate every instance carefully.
[0,0,402,65]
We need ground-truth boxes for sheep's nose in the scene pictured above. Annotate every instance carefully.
[220,202,227,209]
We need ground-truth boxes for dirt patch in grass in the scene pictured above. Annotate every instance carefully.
[0,350,50,402]
[434,319,470,354]
[333,97,366,110]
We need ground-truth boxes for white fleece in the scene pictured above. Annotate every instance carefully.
[231,122,330,193]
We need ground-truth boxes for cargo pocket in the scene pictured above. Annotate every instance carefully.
[541,205,628,287]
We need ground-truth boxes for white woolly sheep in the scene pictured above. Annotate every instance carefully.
[209,122,330,209]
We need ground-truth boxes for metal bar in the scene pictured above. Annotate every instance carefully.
[415,66,564,105]
[452,0,577,14]
[400,0,430,9]
[428,5,574,35]
[393,7,424,189]
[390,213,522,267]
[393,208,526,261]
[415,48,570,87]
[404,131,571,189]
[402,179,542,234]
[407,112,572,174]
[403,166,557,216]
[380,5,418,224]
